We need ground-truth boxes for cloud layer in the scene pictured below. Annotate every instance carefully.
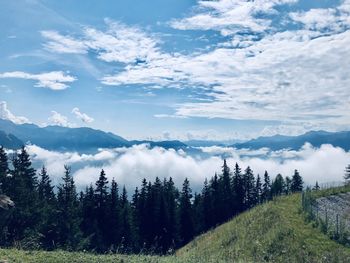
[25,143,350,193]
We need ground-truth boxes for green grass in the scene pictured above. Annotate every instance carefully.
[1,193,350,263]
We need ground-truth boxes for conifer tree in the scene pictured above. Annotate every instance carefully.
[218,159,233,221]
[56,165,81,249]
[108,178,120,250]
[119,186,134,252]
[7,147,40,245]
[178,178,194,246]
[291,169,303,192]
[255,174,262,204]
[201,178,212,230]
[232,163,244,213]
[284,176,292,195]
[243,166,256,208]
[94,169,109,251]
[271,174,284,197]
[37,166,57,250]
[262,171,271,202]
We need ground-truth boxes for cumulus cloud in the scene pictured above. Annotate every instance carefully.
[24,143,350,193]
[72,107,94,123]
[0,71,76,90]
[48,111,74,127]
[0,101,30,124]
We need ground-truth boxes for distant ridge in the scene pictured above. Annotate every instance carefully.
[233,130,350,151]
[0,119,188,152]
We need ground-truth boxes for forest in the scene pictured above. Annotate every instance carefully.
[0,146,304,254]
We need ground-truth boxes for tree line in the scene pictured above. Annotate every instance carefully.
[0,146,304,254]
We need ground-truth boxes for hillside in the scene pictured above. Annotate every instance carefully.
[1,193,350,263]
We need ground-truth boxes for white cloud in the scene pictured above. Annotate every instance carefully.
[41,19,160,64]
[170,0,297,35]
[0,101,30,124]
[72,107,94,123]
[0,71,76,90]
[48,111,74,127]
[25,143,350,192]
[41,30,88,54]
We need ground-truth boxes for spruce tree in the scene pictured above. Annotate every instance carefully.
[56,165,81,249]
[291,169,303,192]
[119,186,134,252]
[271,174,284,197]
[218,159,233,221]
[284,176,292,195]
[94,169,109,251]
[255,174,262,204]
[7,147,40,246]
[178,178,194,246]
[108,178,120,250]
[262,171,271,202]
[243,166,256,209]
[37,166,57,250]
[232,163,244,213]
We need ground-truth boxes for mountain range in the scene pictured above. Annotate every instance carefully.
[0,118,349,152]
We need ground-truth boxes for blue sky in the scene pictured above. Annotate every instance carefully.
[0,0,349,141]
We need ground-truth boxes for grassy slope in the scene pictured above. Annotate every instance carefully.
[1,194,350,263]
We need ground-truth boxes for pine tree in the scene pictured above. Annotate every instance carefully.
[94,169,109,251]
[291,169,303,192]
[344,164,350,185]
[243,166,256,209]
[178,178,194,246]
[255,174,262,204]
[262,171,271,202]
[7,147,40,246]
[232,163,244,213]
[119,186,134,252]
[107,178,120,250]
[218,159,233,221]
[271,174,284,197]
[37,166,57,250]
[80,184,97,250]
[201,178,212,230]
[284,176,292,195]
[56,165,81,249]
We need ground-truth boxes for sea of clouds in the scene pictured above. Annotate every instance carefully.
[21,143,350,193]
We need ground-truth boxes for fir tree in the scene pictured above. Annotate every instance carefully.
[262,171,271,202]
[291,169,303,192]
[271,174,284,197]
[178,178,194,246]
[56,165,81,249]
[313,181,320,191]
[255,174,262,204]
[37,166,57,250]
[243,166,256,209]
[232,163,244,213]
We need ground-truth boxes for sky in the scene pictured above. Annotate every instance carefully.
[0,0,350,141]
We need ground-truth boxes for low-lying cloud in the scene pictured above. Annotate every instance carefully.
[24,143,350,193]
